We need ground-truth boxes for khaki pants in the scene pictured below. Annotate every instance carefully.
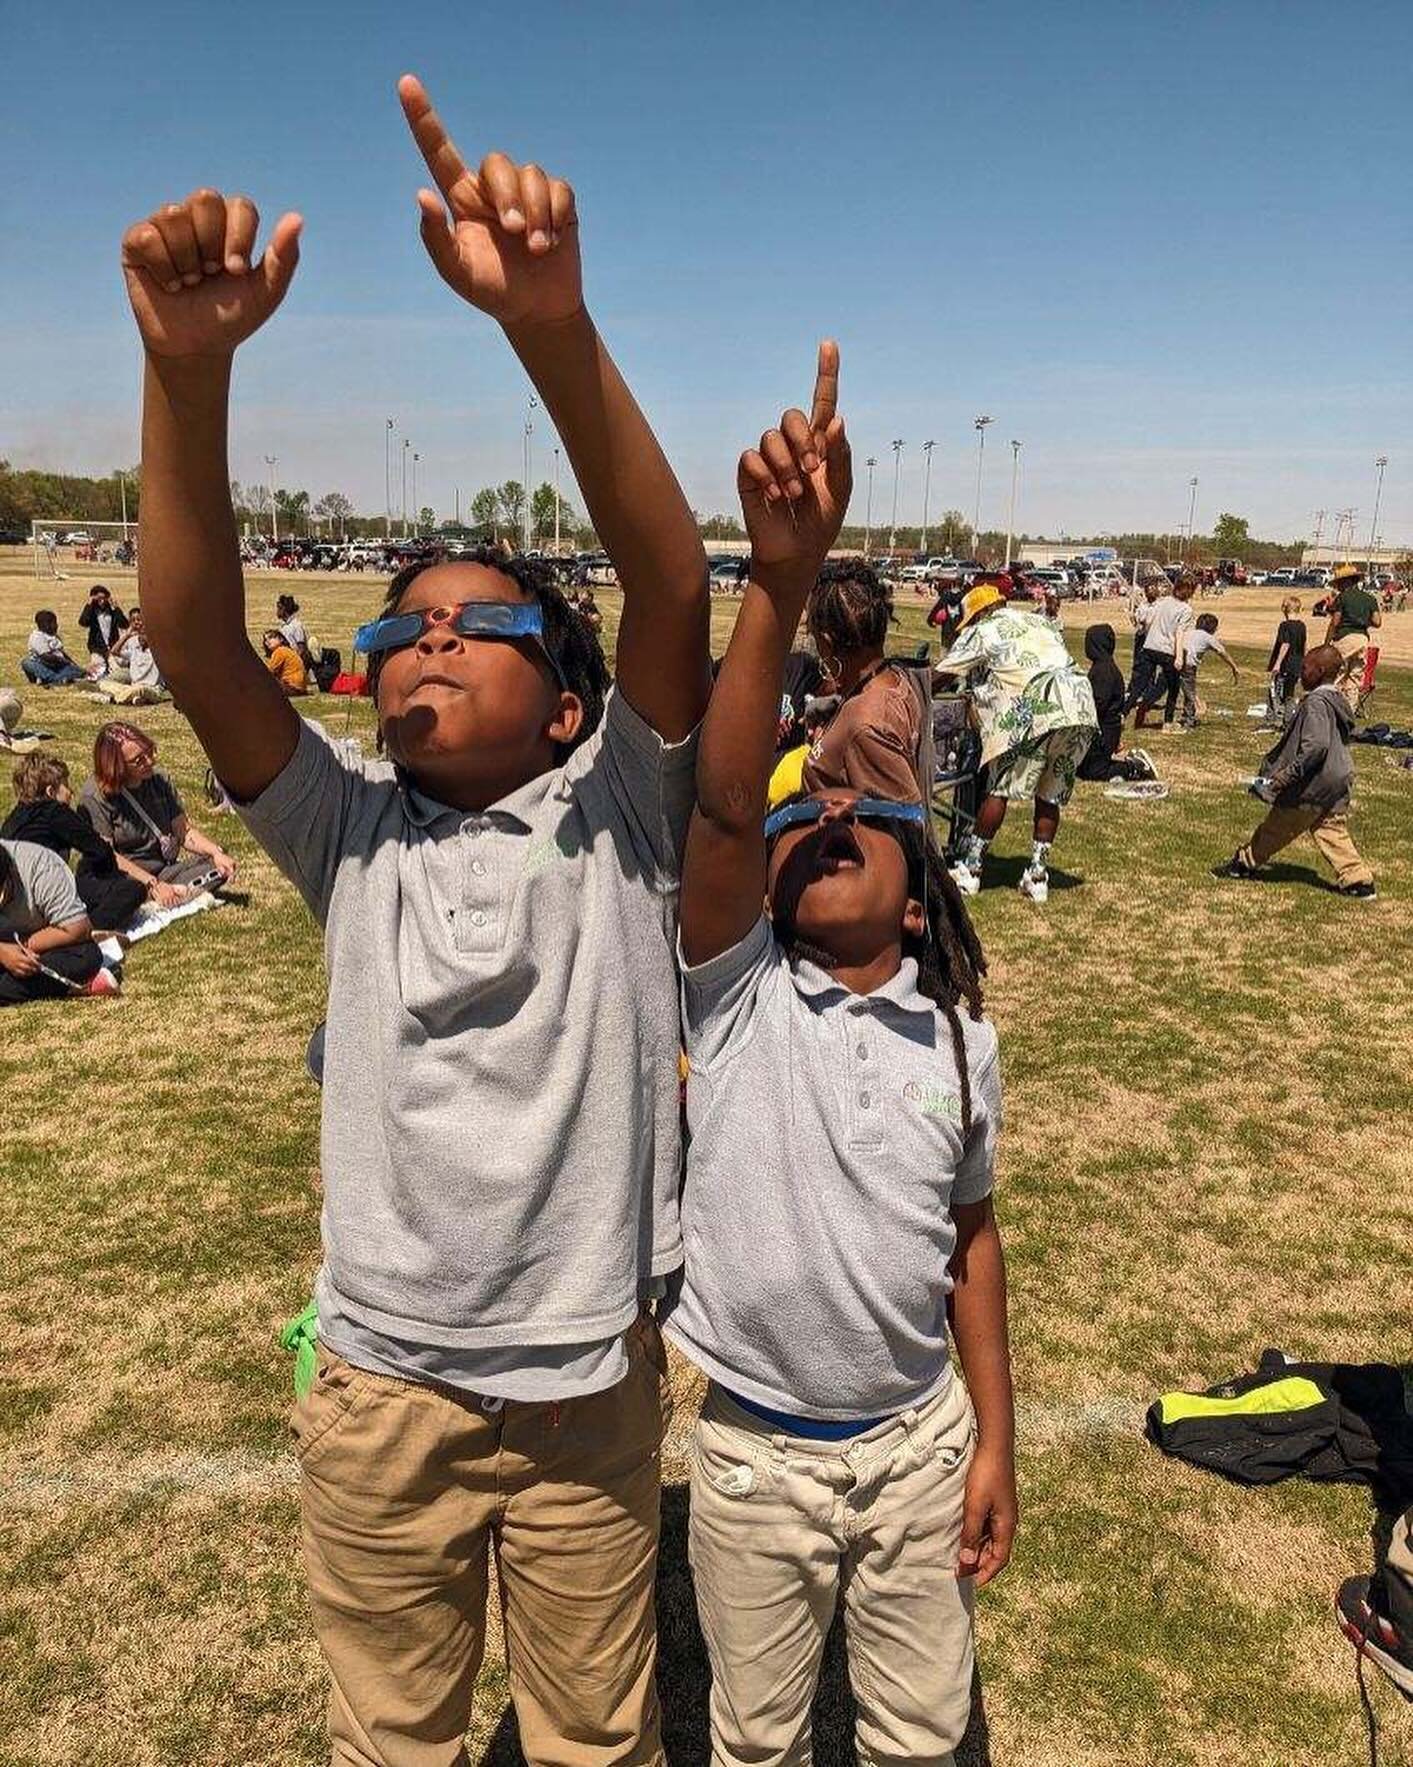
[1334,632,1368,710]
[1238,803,1373,887]
[688,1374,976,1767]
[295,1331,668,1767]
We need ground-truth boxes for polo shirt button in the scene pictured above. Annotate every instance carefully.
[472,910,488,927]
[859,1092,872,1109]
[856,1041,868,1060]
[471,860,486,877]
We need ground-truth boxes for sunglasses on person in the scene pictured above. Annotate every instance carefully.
[353,599,567,686]
[763,797,926,841]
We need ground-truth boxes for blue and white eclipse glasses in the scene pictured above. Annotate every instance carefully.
[353,599,566,686]
[763,797,927,841]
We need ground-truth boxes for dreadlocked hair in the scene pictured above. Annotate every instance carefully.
[365,549,611,757]
[806,559,896,655]
[899,818,988,1136]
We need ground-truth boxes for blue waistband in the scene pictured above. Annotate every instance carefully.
[723,1389,895,1441]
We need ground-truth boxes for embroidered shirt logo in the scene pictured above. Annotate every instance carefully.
[902,1080,963,1122]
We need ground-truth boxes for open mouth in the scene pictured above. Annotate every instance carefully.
[407,671,464,694]
[814,823,865,872]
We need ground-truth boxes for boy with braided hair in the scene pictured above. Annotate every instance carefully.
[665,344,1016,1767]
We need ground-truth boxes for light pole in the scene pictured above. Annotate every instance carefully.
[523,395,537,551]
[553,444,562,554]
[412,452,420,534]
[1180,476,1198,560]
[920,441,936,552]
[972,416,992,553]
[1004,439,1021,569]
[864,457,877,558]
[401,439,410,537]
[887,439,904,552]
[116,469,129,541]
[265,455,279,543]
[1311,508,1326,567]
[384,419,394,539]
[1368,456,1388,570]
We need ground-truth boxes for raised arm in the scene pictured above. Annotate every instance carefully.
[399,75,709,740]
[121,192,303,799]
[680,344,849,966]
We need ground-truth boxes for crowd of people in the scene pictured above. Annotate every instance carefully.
[4,72,1398,1761]
[0,718,236,1004]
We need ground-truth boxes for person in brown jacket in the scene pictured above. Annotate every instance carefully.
[801,560,930,803]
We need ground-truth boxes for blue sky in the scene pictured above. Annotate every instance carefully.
[3,0,1409,544]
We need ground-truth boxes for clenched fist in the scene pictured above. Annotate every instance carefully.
[399,74,583,328]
[121,191,302,359]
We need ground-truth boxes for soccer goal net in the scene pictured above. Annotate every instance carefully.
[28,521,138,579]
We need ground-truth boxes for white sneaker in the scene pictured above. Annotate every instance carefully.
[949,863,981,898]
[1019,867,1049,904]
[1128,747,1156,779]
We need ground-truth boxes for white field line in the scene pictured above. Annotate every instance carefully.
[1,1397,1147,1511]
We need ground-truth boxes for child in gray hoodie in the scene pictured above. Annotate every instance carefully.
[1214,644,1375,898]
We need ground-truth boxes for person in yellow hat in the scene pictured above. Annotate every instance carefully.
[936,584,1097,903]
[1323,562,1381,711]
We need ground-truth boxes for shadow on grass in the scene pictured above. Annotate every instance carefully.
[477,1484,993,1767]
[982,853,1084,894]
[1213,861,1341,893]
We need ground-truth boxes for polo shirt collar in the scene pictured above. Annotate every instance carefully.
[398,760,561,833]
[789,952,930,1013]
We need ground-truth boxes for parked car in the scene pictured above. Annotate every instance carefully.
[709,557,747,590]
[583,553,618,587]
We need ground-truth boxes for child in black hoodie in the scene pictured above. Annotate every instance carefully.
[1078,625,1154,782]
[1,751,149,930]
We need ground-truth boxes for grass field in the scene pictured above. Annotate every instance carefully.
[2,555,1412,1767]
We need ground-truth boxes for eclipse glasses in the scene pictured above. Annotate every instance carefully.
[763,797,927,841]
[353,599,567,687]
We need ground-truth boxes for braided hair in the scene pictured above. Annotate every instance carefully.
[806,560,896,656]
[770,808,988,1133]
[365,548,611,758]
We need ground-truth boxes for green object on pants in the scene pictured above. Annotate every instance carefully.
[278,1300,320,1400]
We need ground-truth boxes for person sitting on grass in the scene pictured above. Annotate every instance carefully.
[2,751,149,932]
[76,584,130,671]
[21,611,87,688]
[120,79,710,1763]
[80,722,237,903]
[666,352,1016,1767]
[1175,611,1239,729]
[92,608,169,704]
[937,582,1098,904]
[0,838,117,1004]
[276,593,312,661]
[1077,623,1153,783]
[1214,643,1375,900]
[261,629,311,695]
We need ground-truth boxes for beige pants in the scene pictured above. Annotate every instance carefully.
[295,1330,668,1767]
[1238,804,1373,887]
[1334,632,1369,710]
[689,1373,976,1767]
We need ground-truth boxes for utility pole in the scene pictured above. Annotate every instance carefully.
[401,439,409,537]
[523,395,537,551]
[920,441,936,552]
[265,455,279,543]
[411,452,421,535]
[116,470,129,540]
[864,457,877,558]
[972,417,992,552]
[888,439,904,552]
[1004,439,1021,569]
[384,419,394,539]
[1311,508,1326,567]
[553,444,562,554]
[1368,456,1388,570]
[1180,476,1198,560]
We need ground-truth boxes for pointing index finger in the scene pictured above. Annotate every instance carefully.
[397,74,492,221]
[809,339,840,439]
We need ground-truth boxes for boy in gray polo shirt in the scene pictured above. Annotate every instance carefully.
[121,78,710,1766]
[665,349,1017,1767]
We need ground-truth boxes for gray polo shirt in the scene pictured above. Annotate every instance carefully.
[663,917,1001,1421]
[1142,595,1195,658]
[236,692,696,1396]
[0,838,86,938]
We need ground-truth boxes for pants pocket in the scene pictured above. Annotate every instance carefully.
[289,1351,373,1467]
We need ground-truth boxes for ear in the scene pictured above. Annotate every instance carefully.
[902,895,926,940]
[545,691,585,749]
